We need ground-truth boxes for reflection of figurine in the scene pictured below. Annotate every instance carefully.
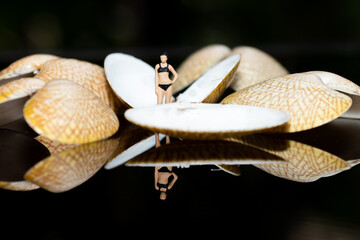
[154,51,178,148]
[154,166,178,200]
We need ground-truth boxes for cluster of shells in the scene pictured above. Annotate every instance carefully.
[1,45,360,193]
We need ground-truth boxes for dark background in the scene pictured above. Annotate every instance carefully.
[1,0,360,239]
[0,0,359,81]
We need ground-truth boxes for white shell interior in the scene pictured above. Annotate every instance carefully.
[125,102,290,133]
[340,93,360,119]
[104,134,165,169]
[104,53,157,107]
[177,54,241,102]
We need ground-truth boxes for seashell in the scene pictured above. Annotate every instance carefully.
[0,54,59,80]
[105,124,165,169]
[221,73,352,132]
[24,138,119,193]
[348,159,360,167]
[124,102,289,140]
[339,94,360,119]
[0,128,50,191]
[228,46,288,91]
[176,54,241,103]
[126,139,284,167]
[23,79,119,144]
[35,58,119,112]
[0,77,45,104]
[172,44,231,94]
[104,53,157,110]
[306,71,360,119]
[230,134,351,182]
[307,71,360,96]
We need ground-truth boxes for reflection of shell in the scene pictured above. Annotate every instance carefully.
[228,46,288,91]
[25,139,119,193]
[0,128,49,191]
[0,54,59,80]
[222,73,352,132]
[24,79,119,144]
[231,134,350,182]
[35,135,78,155]
[105,124,165,169]
[172,44,231,93]
[126,140,284,167]
[124,102,289,140]
[35,58,119,112]
[176,54,240,103]
[0,181,39,191]
[216,165,241,176]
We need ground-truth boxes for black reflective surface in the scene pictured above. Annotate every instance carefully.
[0,116,360,239]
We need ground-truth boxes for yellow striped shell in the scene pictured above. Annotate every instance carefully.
[0,54,59,80]
[307,71,360,119]
[308,71,360,96]
[221,73,352,132]
[228,46,288,91]
[176,54,240,103]
[35,58,119,112]
[0,78,45,104]
[23,79,119,144]
[0,56,120,113]
[172,44,231,93]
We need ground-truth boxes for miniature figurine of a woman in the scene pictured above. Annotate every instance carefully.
[154,166,178,200]
[154,51,178,147]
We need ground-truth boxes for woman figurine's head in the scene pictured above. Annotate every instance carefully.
[160,190,167,200]
[160,51,168,63]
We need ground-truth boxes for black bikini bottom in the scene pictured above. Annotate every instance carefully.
[158,84,172,91]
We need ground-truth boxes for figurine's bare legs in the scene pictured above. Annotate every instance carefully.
[155,133,161,148]
[164,86,173,144]
[155,86,173,146]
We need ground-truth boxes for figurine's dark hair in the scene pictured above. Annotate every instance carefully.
[161,51,168,57]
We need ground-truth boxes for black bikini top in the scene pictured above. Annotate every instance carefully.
[158,63,170,73]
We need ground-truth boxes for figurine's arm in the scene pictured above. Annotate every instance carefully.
[155,64,159,89]
[154,167,159,190]
[169,65,178,83]
[168,172,178,189]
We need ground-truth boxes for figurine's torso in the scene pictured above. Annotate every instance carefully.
[157,62,172,84]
